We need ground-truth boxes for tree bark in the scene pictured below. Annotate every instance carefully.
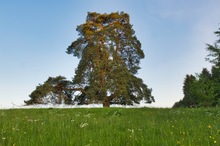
[103,98,110,107]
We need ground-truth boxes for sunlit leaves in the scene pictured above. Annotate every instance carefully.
[67,12,154,106]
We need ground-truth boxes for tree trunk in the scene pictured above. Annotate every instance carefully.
[58,92,62,104]
[103,98,110,107]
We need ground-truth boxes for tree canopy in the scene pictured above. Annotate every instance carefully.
[67,12,154,107]
[206,28,220,67]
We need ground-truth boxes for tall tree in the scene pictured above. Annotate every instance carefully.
[182,74,197,107]
[67,12,154,107]
[206,28,220,105]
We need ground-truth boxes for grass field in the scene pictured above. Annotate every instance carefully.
[0,107,220,146]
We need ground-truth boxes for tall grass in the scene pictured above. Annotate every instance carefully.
[0,108,220,146]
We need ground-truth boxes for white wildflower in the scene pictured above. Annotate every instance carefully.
[128,129,134,133]
[84,113,92,118]
[80,123,89,128]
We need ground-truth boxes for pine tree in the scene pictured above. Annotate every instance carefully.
[173,69,216,108]
[67,12,154,107]
[206,28,220,105]
[206,28,220,67]
[191,68,216,107]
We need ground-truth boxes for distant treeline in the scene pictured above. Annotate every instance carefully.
[173,27,220,108]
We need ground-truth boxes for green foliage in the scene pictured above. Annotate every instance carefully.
[174,27,220,108]
[1,108,220,145]
[206,28,220,67]
[173,74,197,108]
[67,12,154,107]
[174,68,219,108]
[191,69,216,107]
[24,76,73,105]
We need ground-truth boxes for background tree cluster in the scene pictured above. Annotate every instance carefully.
[25,12,154,107]
[173,28,220,108]
[24,76,73,105]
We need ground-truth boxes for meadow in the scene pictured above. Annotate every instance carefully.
[0,107,220,146]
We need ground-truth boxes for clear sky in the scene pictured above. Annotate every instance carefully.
[1,0,220,107]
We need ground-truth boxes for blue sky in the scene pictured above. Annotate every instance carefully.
[1,0,220,107]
